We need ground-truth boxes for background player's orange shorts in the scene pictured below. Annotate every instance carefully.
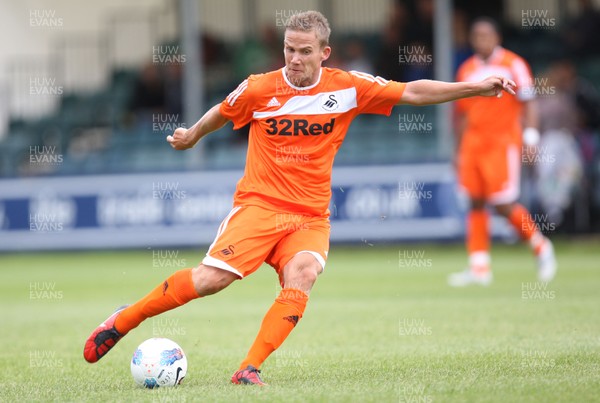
[202,205,330,281]
[458,140,521,205]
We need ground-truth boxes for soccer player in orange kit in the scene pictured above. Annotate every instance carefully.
[448,17,556,287]
[84,11,518,384]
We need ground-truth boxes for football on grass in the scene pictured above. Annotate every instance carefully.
[131,338,187,388]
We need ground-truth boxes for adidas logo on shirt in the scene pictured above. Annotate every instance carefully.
[267,97,281,107]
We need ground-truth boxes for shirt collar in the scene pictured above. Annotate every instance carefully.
[281,67,322,91]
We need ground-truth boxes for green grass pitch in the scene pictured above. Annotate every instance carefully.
[0,240,598,402]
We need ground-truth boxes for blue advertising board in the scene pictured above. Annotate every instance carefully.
[0,164,514,251]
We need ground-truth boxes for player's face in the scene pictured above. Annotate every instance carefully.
[470,22,500,59]
[284,29,331,87]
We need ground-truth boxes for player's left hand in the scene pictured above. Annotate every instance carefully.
[478,76,516,98]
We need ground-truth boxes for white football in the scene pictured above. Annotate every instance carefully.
[130,338,187,388]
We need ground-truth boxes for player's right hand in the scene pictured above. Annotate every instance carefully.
[166,127,196,150]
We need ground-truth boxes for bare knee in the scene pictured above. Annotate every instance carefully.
[282,253,323,295]
[192,264,238,297]
[494,203,514,218]
[470,198,486,210]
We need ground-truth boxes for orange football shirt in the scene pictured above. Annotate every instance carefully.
[455,46,534,148]
[220,67,405,216]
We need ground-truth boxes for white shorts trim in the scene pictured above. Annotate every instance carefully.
[295,250,327,272]
[207,206,242,255]
[202,255,244,278]
[488,145,521,205]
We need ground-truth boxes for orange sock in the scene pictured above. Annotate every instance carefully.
[467,209,489,254]
[239,288,308,370]
[114,268,199,334]
[507,204,545,254]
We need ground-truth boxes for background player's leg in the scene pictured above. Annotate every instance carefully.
[494,202,556,281]
[449,197,492,286]
[467,198,491,274]
[450,146,493,286]
[495,203,545,252]
[115,265,238,334]
[238,252,320,370]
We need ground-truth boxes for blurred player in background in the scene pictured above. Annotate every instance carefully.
[448,17,557,287]
[84,11,518,384]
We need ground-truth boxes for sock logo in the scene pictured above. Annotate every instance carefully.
[283,315,299,326]
[162,280,169,295]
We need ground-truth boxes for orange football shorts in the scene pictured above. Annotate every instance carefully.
[201,205,330,281]
[458,142,521,205]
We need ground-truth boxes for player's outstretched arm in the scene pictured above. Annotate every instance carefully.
[166,103,229,150]
[399,76,516,106]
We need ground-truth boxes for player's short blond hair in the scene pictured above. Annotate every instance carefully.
[284,10,331,48]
